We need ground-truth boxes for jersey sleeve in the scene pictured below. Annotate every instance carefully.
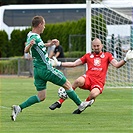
[80,54,88,64]
[57,46,62,53]
[108,52,114,62]
[26,35,37,47]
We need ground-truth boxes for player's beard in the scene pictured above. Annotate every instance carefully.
[94,50,100,54]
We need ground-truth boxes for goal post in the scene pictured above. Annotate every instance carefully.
[86,0,92,53]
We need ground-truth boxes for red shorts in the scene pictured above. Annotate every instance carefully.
[79,74,104,94]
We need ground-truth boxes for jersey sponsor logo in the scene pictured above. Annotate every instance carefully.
[42,47,46,52]
[38,41,44,47]
[94,58,101,66]
[91,67,102,71]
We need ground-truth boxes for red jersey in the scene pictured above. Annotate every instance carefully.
[80,52,114,84]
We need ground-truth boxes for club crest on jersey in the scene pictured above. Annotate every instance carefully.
[90,54,94,58]
[94,58,101,66]
[100,53,105,58]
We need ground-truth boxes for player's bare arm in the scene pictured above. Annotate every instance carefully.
[61,59,83,67]
[110,49,133,68]
[54,52,60,58]
[24,39,35,53]
[44,39,58,47]
[50,58,83,67]
[110,59,126,68]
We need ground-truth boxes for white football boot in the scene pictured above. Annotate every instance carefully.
[78,99,94,111]
[73,99,94,114]
[11,105,21,121]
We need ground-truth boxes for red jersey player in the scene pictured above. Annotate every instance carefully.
[49,38,133,114]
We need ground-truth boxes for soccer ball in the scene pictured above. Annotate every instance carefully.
[58,87,68,99]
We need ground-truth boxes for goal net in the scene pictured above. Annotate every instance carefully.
[68,0,133,88]
[91,0,133,88]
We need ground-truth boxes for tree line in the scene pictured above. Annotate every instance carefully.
[0,15,107,58]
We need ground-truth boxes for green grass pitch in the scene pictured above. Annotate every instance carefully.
[0,77,132,133]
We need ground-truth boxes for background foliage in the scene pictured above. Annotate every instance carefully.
[0,16,107,58]
[0,31,9,57]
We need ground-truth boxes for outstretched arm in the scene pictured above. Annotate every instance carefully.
[50,57,83,67]
[61,59,83,67]
[24,39,35,53]
[110,59,126,68]
[110,50,133,68]
[44,39,58,47]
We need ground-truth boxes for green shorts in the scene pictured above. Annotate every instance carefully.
[34,66,66,91]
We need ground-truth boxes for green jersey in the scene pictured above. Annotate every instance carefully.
[26,31,66,91]
[26,32,51,68]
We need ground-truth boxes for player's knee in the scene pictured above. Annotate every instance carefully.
[62,80,72,90]
[74,78,84,87]
[90,88,101,98]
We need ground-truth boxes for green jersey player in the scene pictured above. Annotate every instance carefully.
[11,16,91,121]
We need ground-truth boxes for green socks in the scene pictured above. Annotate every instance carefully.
[19,95,40,110]
[66,88,81,106]
[19,89,81,110]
